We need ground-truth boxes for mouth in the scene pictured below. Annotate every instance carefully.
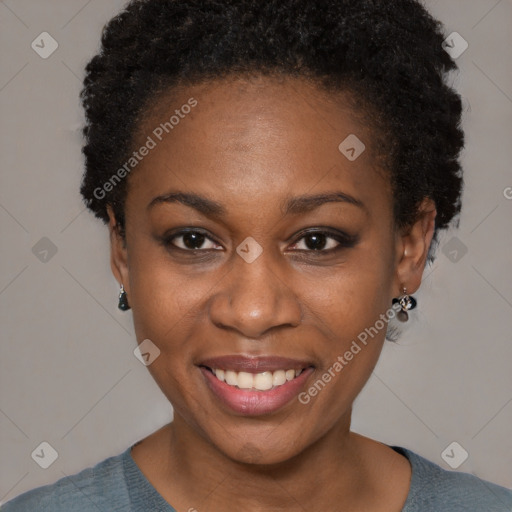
[197,355,315,416]
[201,366,307,391]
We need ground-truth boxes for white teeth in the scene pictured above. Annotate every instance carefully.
[272,370,286,386]
[237,371,254,389]
[210,368,305,391]
[225,370,238,386]
[253,372,273,391]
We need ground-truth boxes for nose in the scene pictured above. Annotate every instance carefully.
[208,253,303,339]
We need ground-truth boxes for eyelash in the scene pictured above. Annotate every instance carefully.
[161,228,358,255]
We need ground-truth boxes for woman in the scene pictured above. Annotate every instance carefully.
[3,0,511,510]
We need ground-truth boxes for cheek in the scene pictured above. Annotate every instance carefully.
[126,245,215,415]
[126,233,213,336]
[300,244,395,342]
[293,242,394,412]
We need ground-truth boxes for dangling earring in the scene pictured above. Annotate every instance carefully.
[118,284,130,311]
[392,287,417,322]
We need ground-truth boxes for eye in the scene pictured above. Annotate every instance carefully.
[161,228,358,255]
[288,229,358,253]
[164,229,222,251]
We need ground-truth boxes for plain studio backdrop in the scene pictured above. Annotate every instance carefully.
[1,0,511,503]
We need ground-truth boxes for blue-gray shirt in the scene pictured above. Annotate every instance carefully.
[2,445,511,511]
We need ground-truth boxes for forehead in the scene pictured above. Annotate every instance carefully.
[127,75,392,220]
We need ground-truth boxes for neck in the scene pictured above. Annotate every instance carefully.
[161,411,376,511]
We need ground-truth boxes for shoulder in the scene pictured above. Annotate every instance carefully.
[1,449,131,512]
[393,446,512,512]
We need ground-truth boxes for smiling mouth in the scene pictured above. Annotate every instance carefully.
[201,366,309,392]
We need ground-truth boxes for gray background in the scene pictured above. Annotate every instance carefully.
[1,0,511,503]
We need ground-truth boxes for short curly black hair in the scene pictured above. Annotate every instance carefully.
[80,0,464,257]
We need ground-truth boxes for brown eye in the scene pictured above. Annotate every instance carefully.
[303,233,329,250]
[181,232,206,249]
[165,230,222,251]
[289,229,358,253]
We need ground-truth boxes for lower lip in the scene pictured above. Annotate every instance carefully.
[199,366,314,416]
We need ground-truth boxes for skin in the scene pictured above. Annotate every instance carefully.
[107,75,436,511]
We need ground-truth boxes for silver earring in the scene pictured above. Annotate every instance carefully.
[118,284,130,311]
[392,287,417,323]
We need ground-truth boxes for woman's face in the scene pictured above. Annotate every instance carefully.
[109,76,432,464]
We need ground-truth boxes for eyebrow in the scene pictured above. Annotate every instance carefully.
[148,192,226,216]
[282,192,366,216]
[147,191,366,217]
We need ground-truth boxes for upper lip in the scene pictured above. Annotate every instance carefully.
[198,355,314,373]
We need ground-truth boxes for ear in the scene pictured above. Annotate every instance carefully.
[107,205,130,294]
[394,198,437,296]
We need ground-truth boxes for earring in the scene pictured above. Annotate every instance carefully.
[118,284,130,311]
[392,287,417,322]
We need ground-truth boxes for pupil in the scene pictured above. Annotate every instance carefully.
[183,232,205,249]
[305,233,326,250]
